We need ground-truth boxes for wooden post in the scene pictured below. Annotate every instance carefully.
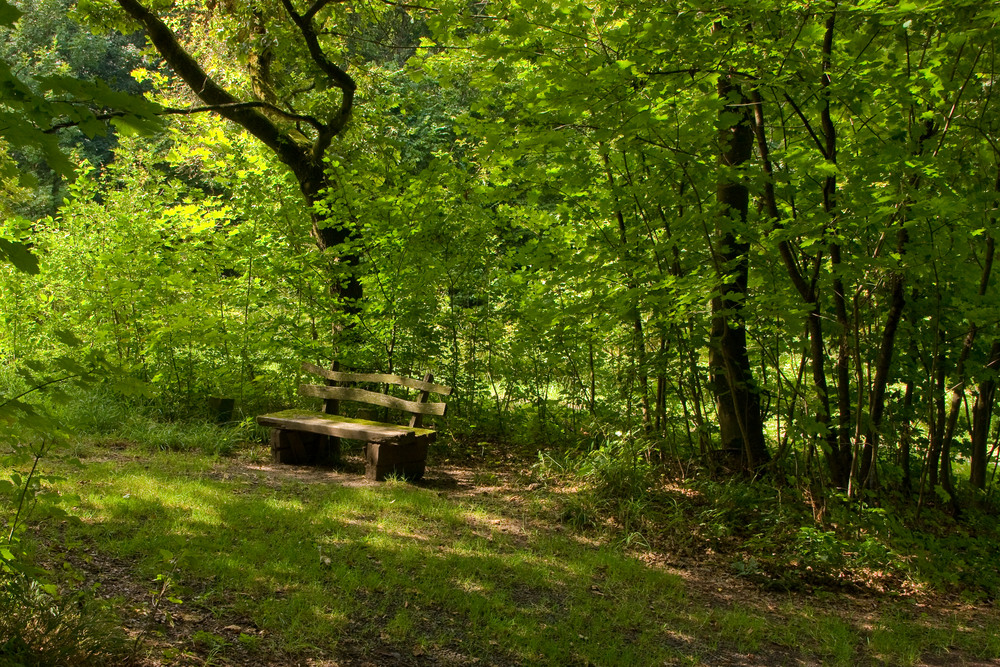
[321,360,342,464]
[323,360,341,415]
[365,441,429,481]
[208,397,235,423]
[271,429,330,465]
[408,373,434,429]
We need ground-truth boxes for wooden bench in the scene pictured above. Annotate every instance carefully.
[256,362,452,481]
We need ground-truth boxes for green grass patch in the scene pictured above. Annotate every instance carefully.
[2,445,999,665]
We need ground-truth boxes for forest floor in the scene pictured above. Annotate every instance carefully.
[13,439,1000,666]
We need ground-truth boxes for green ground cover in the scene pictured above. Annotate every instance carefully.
[4,440,999,666]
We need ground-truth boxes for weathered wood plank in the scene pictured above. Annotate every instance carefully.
[301,362,453,396]
[365,442,428,481]
[257,409,437,444]
[409,372,434,429]
[298,384,447,416]
[323,360,341,416]
[270,428,338,465]
[366,441,429,466]
[366,460,426,481]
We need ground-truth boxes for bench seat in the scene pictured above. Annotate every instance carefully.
[256,408,437,445]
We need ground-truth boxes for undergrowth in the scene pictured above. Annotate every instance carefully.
[51,388,259,457]
[0,576,127,667]
[2,435,999,665]
[535,437,1000,599]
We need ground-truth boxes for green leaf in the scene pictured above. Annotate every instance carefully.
[0,1,22,27]
[0,238,39,274]
[53,329,84,348]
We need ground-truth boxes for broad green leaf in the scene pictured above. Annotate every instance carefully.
[0,0,21,26]
[0,238,39,274]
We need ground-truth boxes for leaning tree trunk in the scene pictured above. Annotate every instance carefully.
[937,232,995,506]
[749,88,843,485]
[968,183,1000,491]
[117,0,363,341]
[707,70,770,472]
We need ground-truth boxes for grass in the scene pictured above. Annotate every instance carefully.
[22,448,691,664]
[49,387,252,457]
[3,441,1000,665]
[0,577,128,666]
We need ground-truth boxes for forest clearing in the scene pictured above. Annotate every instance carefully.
[3,0,1000,664]
[7,431,1000,666]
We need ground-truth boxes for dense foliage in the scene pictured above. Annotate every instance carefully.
[2,0,1000,608]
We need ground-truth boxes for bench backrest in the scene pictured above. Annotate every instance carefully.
[299,362,452,428]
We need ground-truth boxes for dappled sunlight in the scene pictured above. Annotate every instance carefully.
[10,448,996,666]
[3,1,1000,665]
[42,453,712,664]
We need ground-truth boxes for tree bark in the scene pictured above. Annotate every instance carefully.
[603,153,651,430]
[926,341,946,490]
[898,381,914,493]
[968,177,1000,490]
[116,0,362,336]
[970,340,1000,489]
[859,268,907,488]
[749,89,843,484]
[815,10,856,487]
[938,233,995,503]
[708,71,770,471]
[857,111,936,489]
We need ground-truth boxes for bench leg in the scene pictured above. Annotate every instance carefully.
[271,429,340,465]
[365,441,428,481]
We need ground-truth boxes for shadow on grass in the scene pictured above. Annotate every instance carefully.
[52,455,1000,667]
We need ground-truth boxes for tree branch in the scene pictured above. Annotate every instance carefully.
[44,101,325,134]
[280,0,356,154]
[305,0,341,20]
[783,92,829,159]
[115,0,306,168]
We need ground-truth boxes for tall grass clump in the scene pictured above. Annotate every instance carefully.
[0,576,128,666]
[578,436,656,501]
[536,434,657,539]
[52,387,248,456]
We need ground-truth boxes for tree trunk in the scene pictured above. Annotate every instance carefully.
[814,10,856,487]
[859,269,907,488]
[749,89,843,485]
[937,233,995,505]
[117,0,363,344]
[898,381,914,493]
[299,174,363,332]
[708,71,769,471]
[970,340,1000,489]
[926,341,946,489]
[603,153,651,430]
[968,183,1000,491]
